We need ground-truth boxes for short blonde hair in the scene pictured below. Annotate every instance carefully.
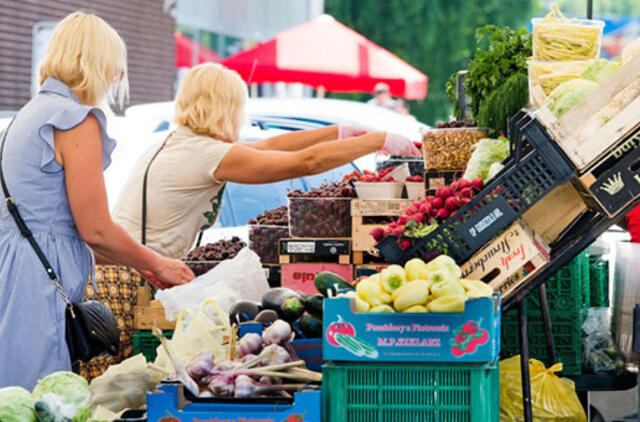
[39,11,128,107]
[174,63,248,142]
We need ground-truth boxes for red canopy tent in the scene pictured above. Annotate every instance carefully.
[175,32,222,68]
[221,15,428,100]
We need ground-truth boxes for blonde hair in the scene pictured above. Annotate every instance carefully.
[174,63,248,142]
[39,11,128,107]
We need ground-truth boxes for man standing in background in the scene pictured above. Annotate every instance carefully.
[367,82,396,110]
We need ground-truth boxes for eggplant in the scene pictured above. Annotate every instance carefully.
[281,296,305,321]
[298,313,323,338]
[304,294,323,318]
[229,300,262,325]
[254,309,279,324]
[261,288,304,320]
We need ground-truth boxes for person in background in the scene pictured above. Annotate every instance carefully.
[0,12,194,389]
[367,82,396,110]
[113,63,419,260]
[393,99,416,120]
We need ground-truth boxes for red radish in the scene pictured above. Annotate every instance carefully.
[399,216,409,225]
[436,186,452,199]
[460,197,471,207]
[426,195,436,202]
[420,203,432,214]
[392,228,404,236]
[470,178,484,191]
[399,239,411,250]
[406,205,419,215]
[429,207,438,218]
[413,212,425,223]
[460,187,472,199]
[432,197,444,208]
[449,181,459,191]
[370,227,384,242]
[458,179,471,189]
[436,208,449,220]
[445,196,459,211]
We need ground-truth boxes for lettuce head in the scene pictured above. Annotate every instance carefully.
[32,371,90,422]
[0,386,36,422]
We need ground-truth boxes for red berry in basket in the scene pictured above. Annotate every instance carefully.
[445,196,459,211]
[370,227,384,242]
[436,208,449,220]
[432,197,444,208]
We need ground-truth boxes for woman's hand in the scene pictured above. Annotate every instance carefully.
[140,257,195,290]
[338,125,371,139]
[381,133,421,157]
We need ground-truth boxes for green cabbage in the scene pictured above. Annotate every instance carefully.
[0,386,36,422]
[463,137,510,182]
[582,59,621,84]
[546,78,598,118]
[32,372,90,422]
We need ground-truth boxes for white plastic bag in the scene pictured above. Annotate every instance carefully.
[155,248,269,321]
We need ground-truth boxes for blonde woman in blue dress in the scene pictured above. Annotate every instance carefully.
[0,12,194,389]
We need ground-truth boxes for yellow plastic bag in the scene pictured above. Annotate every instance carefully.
[154,299,230,371]
[500,355,586,422]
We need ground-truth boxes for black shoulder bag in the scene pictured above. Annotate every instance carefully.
[0,118,119,365]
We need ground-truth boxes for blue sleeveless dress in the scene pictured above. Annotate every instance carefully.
[0,78,116,389]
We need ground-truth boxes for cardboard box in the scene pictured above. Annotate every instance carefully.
[323,296,501,363]
[281,263,353,295]
[461,220,550,300]
[133,300,175,330]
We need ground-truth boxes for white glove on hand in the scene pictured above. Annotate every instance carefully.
[338,125,371,139]
[382,133,421,157]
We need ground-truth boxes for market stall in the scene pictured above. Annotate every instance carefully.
[3,7,640,422]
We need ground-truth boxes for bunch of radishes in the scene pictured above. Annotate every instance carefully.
[371,178,484,248]
[405,175,424,182]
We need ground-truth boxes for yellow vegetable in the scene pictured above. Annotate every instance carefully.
[340,291,371,313]
[404,258,430,281]
[430,280,465,298]
[356,276,391,306]
[424,255,462,279]
[369,304,395,313]
[392,280,431,311]
[428,295,466,313]
[460,279,494,298]
[402,305,428,313]
[380,265,407,293]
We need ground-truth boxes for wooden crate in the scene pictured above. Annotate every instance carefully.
[522,182,588,244]
[460,220,550,301]
[351,199,413,255]
[279,238,351,264]
[535,53,640,171]
[134,300,175,330]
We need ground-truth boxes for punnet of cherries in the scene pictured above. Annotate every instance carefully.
[371,178,484,250]
[184,236,247,275]
[248,206,289,264]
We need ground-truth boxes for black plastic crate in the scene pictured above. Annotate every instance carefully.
[377,111,576,265]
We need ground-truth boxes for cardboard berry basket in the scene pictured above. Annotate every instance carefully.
[322,295,500,363]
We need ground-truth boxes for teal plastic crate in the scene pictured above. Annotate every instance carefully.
[132,330,173,362]
[500,250,589,375]
[589,255,609,308]
[322,360,499,422]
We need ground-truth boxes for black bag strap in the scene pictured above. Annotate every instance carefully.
[0,118,74,310]
[141,131,206,248]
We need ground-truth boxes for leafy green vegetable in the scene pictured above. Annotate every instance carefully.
[0,386,37,422]
[582,59,621,84]
[463,25,532,120]
[477,72,529,136]
[32,372,90,422]
[546,78,598,118]
[463,137,510,182]
[445,74,461,118]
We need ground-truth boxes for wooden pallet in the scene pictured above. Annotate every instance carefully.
[278,238,351,264]
[134,300,175,330]
[535,52,640,171]
[351,199,413,259]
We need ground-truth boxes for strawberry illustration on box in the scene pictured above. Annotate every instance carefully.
[450,320,490,357]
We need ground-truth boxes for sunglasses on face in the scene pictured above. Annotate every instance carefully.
[375,90,388,95]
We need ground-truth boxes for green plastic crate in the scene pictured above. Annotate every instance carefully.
[322,361,499,422]
[589,256,609,308]
[132,330,173,362]
[500,250,589,375]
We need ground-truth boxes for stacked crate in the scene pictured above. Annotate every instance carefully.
[500,250,590,375]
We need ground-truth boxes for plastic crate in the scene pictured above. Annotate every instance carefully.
[377,111,575,265]
[322,360,499,422]
[132,330,173,362]
[499,252,589,375]
[589,255,609,308]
